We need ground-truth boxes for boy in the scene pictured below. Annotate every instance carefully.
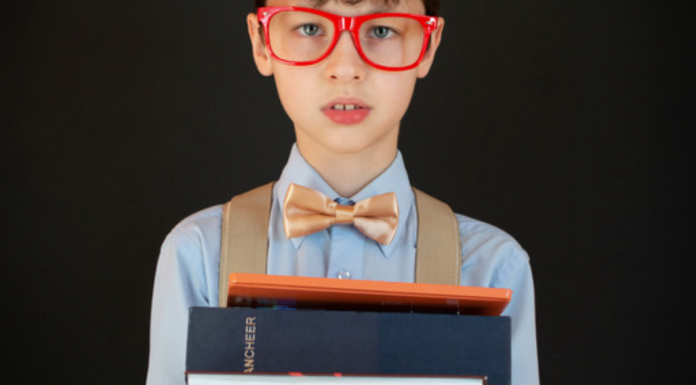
[147,0,539,384]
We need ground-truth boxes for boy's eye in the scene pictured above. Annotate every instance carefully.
[299,24,321,36]
[370,26,394,39]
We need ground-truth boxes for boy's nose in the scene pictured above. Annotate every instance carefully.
[324,32,367,82]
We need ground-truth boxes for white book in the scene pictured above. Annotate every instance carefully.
[187,373,485,385]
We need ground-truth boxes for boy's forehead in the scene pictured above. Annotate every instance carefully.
[264,0,425,15]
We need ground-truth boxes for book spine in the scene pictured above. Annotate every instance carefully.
[187,307,510,385]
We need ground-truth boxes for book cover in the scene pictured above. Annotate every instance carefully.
[186,307,510,385]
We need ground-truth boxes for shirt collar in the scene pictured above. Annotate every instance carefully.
[274,144,414,258]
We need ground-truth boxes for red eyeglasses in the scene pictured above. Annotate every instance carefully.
[257,6,439,71]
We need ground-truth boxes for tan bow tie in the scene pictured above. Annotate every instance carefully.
[282,183,399,245]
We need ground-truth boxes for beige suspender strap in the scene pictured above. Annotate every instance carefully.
[413,188,461,286]
[218,182,274,307]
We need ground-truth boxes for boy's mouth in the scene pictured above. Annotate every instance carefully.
[322,100,371,125]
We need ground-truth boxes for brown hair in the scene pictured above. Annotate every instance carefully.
[253,0,440,17]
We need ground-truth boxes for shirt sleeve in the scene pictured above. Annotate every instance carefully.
[146,208,222,385]
[500,258,540,385]
[456,214,540,385]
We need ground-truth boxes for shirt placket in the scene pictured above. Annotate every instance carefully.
[326,198,365,280]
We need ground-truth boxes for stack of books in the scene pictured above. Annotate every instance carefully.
[186,274,513,385]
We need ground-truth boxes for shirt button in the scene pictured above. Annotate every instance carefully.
[336,270,352,280]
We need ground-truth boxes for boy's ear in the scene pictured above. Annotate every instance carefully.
[417,17,445,79]
[247,13,273,77]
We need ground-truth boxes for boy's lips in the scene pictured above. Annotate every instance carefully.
[322,98,372,125]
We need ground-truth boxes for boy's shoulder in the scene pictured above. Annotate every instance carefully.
[454,212,530,287]
[168,205,223,234]
[160,205,224,255]
[455,213,522,245]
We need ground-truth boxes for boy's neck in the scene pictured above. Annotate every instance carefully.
[296,140,399,198]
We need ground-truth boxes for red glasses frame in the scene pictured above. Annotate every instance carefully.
[257,6,439,71]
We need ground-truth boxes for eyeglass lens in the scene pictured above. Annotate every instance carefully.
[268,11,427,68]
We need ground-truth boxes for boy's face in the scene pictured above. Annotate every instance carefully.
[248,0,444,160]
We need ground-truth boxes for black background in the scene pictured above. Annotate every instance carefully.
[2,1,694,384]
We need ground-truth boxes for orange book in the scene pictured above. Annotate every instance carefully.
[227,273,511,316]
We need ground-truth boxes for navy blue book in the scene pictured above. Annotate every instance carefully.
[186,307,511,385]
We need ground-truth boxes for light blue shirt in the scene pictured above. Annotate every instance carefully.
[147,145,539,385]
